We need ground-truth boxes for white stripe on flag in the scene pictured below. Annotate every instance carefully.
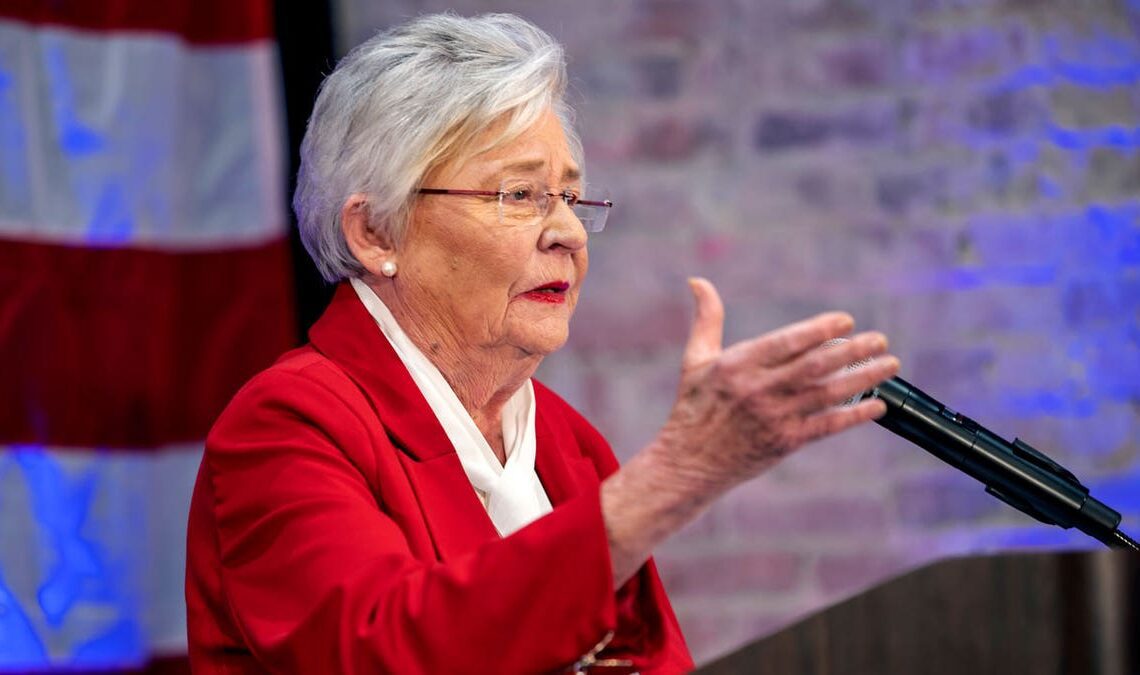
[0,19,285,249]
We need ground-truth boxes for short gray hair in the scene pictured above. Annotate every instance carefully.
[293,12,581,283]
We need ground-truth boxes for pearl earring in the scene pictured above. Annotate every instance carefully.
[380,260,398,278]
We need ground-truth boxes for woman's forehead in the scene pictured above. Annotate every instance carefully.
[433,109,580,185]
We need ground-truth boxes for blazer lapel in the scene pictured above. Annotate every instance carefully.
[308,283,499,558]
[533,386,600,507]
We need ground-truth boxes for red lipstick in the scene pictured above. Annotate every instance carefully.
[521,281,570,304]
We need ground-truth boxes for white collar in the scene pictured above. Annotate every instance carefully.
[350,278,552,535]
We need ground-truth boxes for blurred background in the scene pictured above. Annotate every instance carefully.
[1,0,1138,670]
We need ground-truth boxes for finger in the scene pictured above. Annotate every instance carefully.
[726,311,854,370]
[775,331,888,384]
[682,277,725,371]
[782,355,900,416]
[795,397,888,445]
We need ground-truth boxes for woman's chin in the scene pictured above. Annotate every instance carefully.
[508,324,570,358]
[503,301,575,355]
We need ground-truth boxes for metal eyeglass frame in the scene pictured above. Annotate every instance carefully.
[416,185,614,233]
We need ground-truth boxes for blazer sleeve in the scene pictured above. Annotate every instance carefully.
[203,361,636,674]
[540,384,694,674]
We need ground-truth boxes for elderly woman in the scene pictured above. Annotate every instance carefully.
[185,12,898,675]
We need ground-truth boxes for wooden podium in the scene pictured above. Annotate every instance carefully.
[697,550,1139,675]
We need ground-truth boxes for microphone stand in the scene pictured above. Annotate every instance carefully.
[870,377,1140,552]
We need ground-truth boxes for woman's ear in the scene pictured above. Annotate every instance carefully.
[341,193,396,277]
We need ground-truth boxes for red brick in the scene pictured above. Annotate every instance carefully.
[724,496,889,537]
[673,609,796,663]
[893,471,1003,527]
[626,0,710,42]
[815,551,914,595]
[631,116,721,162]
[658,550,803,596]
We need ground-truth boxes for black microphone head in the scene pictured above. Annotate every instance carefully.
[820,337,873,405]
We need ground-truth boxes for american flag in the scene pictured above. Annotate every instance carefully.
[0,0,294,670]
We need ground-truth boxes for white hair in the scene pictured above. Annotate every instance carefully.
[293,12,582,282]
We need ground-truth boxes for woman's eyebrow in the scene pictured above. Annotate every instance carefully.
[499,159,545,175]
[495,159,582,182]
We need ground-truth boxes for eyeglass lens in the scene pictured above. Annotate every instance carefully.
[498,181,611,233]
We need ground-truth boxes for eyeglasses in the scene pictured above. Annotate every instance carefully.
[417,180,614,233]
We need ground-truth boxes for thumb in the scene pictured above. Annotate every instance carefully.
[682,277,724,370]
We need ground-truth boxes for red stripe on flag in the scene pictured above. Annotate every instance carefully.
[0,237,296,449]
[0,0,272,44]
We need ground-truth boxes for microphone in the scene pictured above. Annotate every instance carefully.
[829,340,1138,550]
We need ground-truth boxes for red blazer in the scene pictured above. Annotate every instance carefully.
[185,283,693,674]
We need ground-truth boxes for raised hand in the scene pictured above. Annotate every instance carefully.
[655,277,898,491]
[601,278,899,584]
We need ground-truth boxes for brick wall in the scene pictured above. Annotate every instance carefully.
[338,0,1140,664]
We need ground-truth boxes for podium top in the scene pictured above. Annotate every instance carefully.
[697,549,1139,675]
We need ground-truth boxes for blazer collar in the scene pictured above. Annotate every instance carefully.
[308,283,454,461]
[533,382,599,506]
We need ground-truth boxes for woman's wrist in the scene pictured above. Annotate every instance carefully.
[600,439,722,585]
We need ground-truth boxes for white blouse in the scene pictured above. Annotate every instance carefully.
[350,278,553,536]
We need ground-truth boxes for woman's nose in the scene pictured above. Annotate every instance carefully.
[539,200,588,252]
